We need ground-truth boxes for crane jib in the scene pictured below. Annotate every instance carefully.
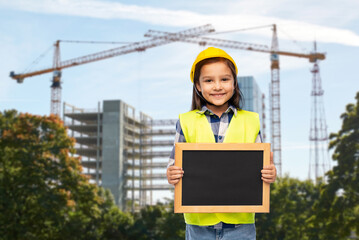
[9,24,215,83]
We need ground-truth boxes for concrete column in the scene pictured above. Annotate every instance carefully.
[102,100,125,210]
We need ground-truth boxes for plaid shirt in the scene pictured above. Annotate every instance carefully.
[167,105,262,168]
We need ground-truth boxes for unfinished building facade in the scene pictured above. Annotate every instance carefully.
[63,100,175,211]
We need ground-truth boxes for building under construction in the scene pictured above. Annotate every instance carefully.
[63,100,175,211]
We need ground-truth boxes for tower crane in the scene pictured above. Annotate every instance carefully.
[309,42,330,182]
[9,24,215,116]
[144,24,326,176]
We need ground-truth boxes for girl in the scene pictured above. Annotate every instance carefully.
[167,47,276,240]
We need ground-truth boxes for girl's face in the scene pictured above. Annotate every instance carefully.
[195,61,235,113]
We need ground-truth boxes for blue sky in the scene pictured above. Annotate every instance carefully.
[1,0,358,186]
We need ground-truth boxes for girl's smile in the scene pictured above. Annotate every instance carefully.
[211,93,226,98]
[196,61,235,116]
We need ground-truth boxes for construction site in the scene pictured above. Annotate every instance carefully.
[60,74,266,211]
[9,24,331,210]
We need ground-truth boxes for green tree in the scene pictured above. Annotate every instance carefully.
[256,176,320,240]
[309,92,359,239]
[129,204,164,240]
[128,201,185,240]
[157,200,185,240]
[0,110,122,239]
[100,205,134,240]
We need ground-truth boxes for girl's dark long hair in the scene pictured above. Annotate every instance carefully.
[191,57,244,110]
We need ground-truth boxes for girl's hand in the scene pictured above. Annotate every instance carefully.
[261,152,276,183]
[167,166,184,185]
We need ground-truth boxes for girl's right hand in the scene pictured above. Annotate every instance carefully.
[167,166,184,185]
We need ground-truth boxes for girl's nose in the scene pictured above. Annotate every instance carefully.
[214,80,222,90]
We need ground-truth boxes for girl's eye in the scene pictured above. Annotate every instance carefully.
[204,79,212,82]
[222,78,229,81]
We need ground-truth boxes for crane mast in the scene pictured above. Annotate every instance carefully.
[309,42,330,182]
[9,24,215,116]
[52,40,62,116]
[270,24,282,176]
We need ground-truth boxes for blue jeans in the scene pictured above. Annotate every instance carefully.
[186,223,256,240]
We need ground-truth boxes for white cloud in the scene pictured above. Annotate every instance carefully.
[1,0,359,47]
[226,0,359,26]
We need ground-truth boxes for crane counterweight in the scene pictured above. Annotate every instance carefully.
[10,71,24,83]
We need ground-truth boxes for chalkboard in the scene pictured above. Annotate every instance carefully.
[174,143,270,213]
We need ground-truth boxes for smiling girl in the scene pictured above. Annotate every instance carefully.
[167,47,276,240]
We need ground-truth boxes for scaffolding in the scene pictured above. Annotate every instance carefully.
[63,100,175,212]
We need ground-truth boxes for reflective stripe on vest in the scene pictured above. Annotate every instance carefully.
[179,109,260,226]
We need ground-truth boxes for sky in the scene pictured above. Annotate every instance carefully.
[0,0,358,201]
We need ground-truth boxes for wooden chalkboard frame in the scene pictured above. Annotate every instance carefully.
[174,143,270,213]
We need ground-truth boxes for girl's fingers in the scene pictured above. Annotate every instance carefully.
[170,174,183,180]
[168,166,183,171]
[169,179,180,185]
[262,174,275,179]
[261,171,275,177]
[262,173,274,177]
[168,171,184,179]
[262,177,275,183]
[261,164,276,183]
[262,165,275,170]
[167,167,184,185]
[169,168,184,175]
[169,176,182,185]
[262,165,276,178]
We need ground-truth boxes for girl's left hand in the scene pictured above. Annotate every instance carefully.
[261,152,276,183]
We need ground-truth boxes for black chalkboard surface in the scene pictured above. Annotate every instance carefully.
[174,143,270,213]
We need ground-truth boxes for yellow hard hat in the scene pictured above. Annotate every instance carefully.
[190,47,238,82]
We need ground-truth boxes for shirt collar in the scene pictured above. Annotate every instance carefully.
[196,105,237,117]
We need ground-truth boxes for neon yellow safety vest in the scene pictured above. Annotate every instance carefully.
[179,109,260,226]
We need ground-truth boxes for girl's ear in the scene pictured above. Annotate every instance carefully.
[195,81,201,92]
